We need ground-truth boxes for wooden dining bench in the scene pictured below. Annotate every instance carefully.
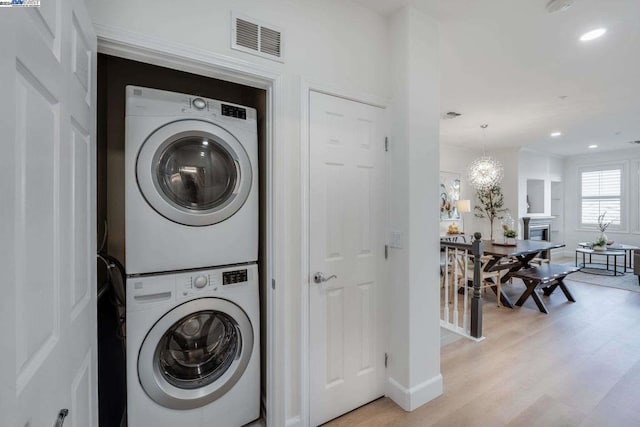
[510,264,580,314]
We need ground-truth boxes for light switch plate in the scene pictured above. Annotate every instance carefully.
[389,231,403,249]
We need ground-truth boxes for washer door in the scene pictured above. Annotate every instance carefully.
[137,119,252,226]
[138,298,254,410]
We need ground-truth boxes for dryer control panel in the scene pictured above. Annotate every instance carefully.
[125,85,257,124]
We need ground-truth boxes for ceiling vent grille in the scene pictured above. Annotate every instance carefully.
[443,111,462,120]
[232,13,284,62]
[235,18,259,51]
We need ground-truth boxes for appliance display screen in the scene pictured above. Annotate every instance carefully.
[223,269,248,285]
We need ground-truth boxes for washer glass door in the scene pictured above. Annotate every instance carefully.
[138,298,254,410]
[157,310,240,389]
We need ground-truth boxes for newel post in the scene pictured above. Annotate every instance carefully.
[470,232,484,339]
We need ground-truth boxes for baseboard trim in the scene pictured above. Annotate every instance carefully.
[285,415,302,427]
[386,374,443,412]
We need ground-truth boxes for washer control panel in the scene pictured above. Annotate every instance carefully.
[177,267,251,299]
[179,273,219,298]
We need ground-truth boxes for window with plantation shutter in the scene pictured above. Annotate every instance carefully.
[579,167,622,228]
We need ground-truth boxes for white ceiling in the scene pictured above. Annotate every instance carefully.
[356,0,640,156]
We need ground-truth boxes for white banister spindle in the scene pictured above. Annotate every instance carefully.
[453,248,459,328]
[463,252,469,333]
[444,247,450,324]
[440,237,485,342]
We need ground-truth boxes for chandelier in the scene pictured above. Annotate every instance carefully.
[467,124,504,190]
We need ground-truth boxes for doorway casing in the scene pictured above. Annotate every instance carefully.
[95,24,286,427]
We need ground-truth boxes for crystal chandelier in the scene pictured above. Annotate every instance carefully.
[467,124,504,190]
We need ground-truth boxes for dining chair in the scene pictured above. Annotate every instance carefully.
[445,252,502,307]
[473,255,503,307]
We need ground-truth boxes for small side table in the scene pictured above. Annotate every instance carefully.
[578,242,639,272]
[575,247,626,276]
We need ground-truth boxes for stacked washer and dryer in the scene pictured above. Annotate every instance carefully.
[124,86,260,427]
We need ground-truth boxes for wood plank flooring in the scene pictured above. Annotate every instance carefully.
[325,278,640,426]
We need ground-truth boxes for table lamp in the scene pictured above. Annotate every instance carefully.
[457,199,471,234]
[457,199,471,214]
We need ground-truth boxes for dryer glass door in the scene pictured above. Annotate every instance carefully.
[157,137,238,212]
[136,119,253,226]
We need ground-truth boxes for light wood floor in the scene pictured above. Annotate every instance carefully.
[325,278,640,426]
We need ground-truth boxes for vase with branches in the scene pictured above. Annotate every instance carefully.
[597,211,612,244]
[474,185,508,241]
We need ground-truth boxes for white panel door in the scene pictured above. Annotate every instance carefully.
[0,1,97,426]
[309,92,386,426]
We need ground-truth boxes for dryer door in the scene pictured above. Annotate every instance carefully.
[137,119,252,226]
[138,298,254,410]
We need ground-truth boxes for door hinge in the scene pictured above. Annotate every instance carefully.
[384,352,388,368]
[384,137,389,152]
[271,279,276,290]
[384,244,389,259]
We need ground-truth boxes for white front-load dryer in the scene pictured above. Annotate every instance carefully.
[126,264,260,427]
[125,86,258,275]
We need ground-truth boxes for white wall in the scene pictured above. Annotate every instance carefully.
[88,0,390,100]
[517,148,563,219]
[87,0,442,423]
[387,6,442,411]
[564,148,640,253]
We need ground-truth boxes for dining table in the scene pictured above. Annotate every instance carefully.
[481,240,565,308]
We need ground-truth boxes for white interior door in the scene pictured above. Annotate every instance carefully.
[309,91,387,426]
[0,1,97,426]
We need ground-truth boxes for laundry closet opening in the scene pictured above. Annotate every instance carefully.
[96,54,268,427]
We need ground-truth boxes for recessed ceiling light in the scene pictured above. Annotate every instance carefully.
[588,144,598,149]
[580,28,607,42]
[550,132,562,137]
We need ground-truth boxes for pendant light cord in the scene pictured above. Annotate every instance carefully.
[481,124,488,155]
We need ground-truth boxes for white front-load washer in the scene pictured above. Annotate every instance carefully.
[126,264,260,427]
[125,86,258,275]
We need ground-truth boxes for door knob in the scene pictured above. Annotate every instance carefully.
[313,272,337,284]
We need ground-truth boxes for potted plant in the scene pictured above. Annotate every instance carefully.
[592,236,607,251]
[474,185,507,241]
[503,228,517,245]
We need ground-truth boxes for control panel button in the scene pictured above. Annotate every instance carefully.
[193,275,208,288]
[192,98,207,110]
